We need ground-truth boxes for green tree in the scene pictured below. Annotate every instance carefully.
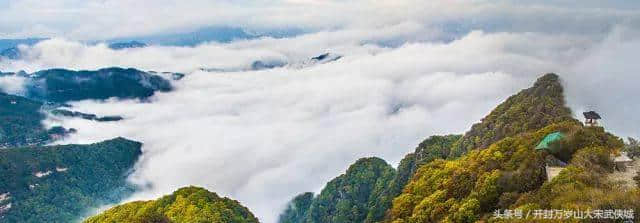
[0,93,50,147]
[85,186,259,223]
[278,192,314,223]
[280,157,396,223]
[450,73,574,158]
[25,67,173,103]
[283,73,583,223]
[389,121,627,223]
[624,137,640,158]
[0,138,142,223]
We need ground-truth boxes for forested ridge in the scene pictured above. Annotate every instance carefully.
[0,92,51,148]
[0,138,142,222]
[84,186,259,223]
[279,73,639,223]
[28,72,636,223]
[0,67,177,222]
[1,67,173,103]
[388,121,629,222]
[449,73,573,158]
[0,67,175,147]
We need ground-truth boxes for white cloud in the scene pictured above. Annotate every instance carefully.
[33,29,622,223]
[564,26,640,139]
[0,23,444,73]
[1,2,638,222]
[0,38,287,74]
[0,75,27,95]
[0,0,638,40]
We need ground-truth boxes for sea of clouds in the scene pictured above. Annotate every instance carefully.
[1,1,640,223]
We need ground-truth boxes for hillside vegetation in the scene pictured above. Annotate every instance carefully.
[279,158,396,223]
[388,121,630,222]
[0,93,50,148]
[0,138,142,223]
[280,73,639,223]
[450,73,573,158]
[23,67,172,103]
[84,186,259,223]
[279,193,314,223]
[0,93,82,148]
[278,135,464,223]
[0,67,177,148]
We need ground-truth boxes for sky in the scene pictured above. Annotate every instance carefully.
[1,0,639,40]
[1,1,640,223]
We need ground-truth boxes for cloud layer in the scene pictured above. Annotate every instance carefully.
[1,1,639,223]
[0,75,27,95]
[19,27,635,222]
[563,27,640,139]
[1,0,639,40]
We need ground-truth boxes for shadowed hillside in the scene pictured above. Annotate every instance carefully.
[0,93,75,148]
[0,138,142,222]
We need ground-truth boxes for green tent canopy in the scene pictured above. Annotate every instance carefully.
[536,132,565,151]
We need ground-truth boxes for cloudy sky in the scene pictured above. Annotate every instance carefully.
[2,0,639,40]
[1,1,640,223]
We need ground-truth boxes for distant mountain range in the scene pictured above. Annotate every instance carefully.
[0,67,177,148]
[107,41,147,50]
[200,53,342,73]
[0,67,172,222]
[0,38,46,51]
[1,27,303,61]
[50,109,123,122]
[0,67,174,103]
[0,38,47,60]
[0,47,21,60]
[108,26,302,47]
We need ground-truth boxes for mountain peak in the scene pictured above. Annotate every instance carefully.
[449,73,574,157]
[536,73,559,83]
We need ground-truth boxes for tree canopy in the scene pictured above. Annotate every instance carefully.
[0,138,142,222]
[24,67,173,103]
[85,186,259,223]
[388,121,627,222]
[0,93,50,148]
[280,73,638,223]
[278,192,314,223]
[279,157,396,223]
[450,73,573,158]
